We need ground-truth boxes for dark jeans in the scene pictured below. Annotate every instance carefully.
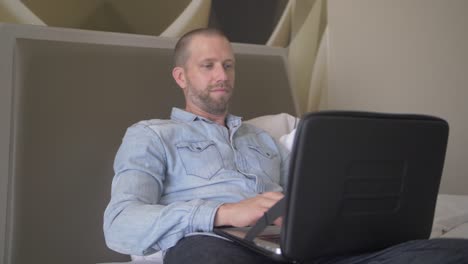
[164,235,468,264]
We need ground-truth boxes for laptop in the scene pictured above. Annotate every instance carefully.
[214,111,449,263]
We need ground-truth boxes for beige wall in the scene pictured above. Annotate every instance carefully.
[327,0,468,195]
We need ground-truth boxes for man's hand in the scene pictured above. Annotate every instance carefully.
[214,192,284,227]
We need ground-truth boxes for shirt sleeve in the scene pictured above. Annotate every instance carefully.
[103,124,223,255]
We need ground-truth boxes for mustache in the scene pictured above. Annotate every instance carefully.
[209,82,232,91]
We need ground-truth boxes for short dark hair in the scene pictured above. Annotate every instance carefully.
[173,28,229,67]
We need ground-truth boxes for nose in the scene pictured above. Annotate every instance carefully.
[214,64,228,81]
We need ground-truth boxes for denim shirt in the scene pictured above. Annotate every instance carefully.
[103,108,290,256]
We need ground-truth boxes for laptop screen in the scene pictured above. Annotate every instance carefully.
[281,111,448,261]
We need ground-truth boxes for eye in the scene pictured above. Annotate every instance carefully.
[224,63,234,70]
[202,63,213,69]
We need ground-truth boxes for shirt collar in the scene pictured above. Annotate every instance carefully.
[170,107,242,128]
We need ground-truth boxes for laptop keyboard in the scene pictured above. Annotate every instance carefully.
[258,234,281,244]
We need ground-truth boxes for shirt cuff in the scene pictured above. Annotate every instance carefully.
[190,200,224,233]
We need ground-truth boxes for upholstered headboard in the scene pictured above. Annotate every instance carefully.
[0,23,297,264]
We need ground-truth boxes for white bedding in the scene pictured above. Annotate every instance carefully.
[441,223,468,239]
[431,194,468,238]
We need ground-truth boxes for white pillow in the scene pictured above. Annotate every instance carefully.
[279,129,296,151]
[244,113,299,142]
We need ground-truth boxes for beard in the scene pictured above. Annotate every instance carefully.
[186,81,233,115]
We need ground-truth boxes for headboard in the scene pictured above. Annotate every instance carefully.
[0,23,297,264]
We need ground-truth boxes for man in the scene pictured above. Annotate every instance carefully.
[104,28,468,264]
[104,28,289,263]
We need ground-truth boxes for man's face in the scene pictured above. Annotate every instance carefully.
[180,35,235,115]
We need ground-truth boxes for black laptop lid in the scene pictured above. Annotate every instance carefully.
[281,111,449,261]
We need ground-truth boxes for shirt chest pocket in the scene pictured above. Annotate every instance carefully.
[247,144,281,183]
[176,140,223,179]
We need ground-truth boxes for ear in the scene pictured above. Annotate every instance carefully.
[172,66,187,89]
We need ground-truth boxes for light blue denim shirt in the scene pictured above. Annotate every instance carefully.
[104,108,290,256]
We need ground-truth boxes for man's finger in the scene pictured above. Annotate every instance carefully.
[260,192,284,201]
